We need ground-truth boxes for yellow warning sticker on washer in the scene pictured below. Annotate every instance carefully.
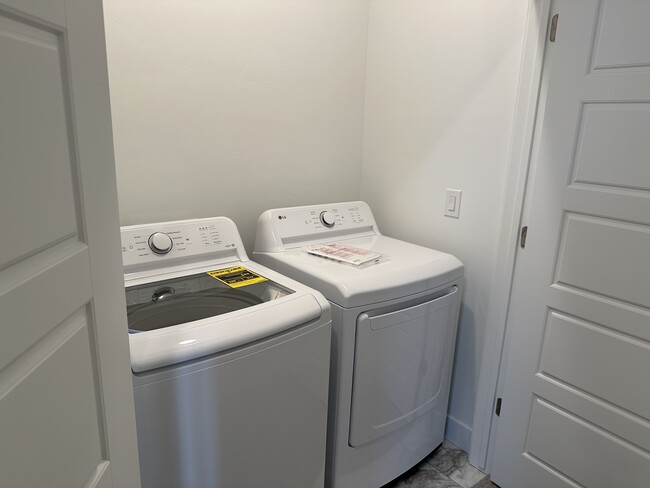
[207,266,268,288]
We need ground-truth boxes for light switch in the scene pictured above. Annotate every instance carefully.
[447,195,457,212]
[444,189,462,218]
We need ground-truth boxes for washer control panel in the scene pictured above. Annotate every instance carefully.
[121,217,245,269]
[148,232,174,254]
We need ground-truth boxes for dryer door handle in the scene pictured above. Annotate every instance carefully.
[363,286,458,331]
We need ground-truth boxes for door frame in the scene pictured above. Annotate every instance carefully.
[468,0,553,471]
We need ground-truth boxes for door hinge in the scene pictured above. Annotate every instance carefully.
[520,226,528,248]
[495,397,503,417]
[549,14,559,42]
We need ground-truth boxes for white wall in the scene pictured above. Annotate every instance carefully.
[103,0,370,250]
[105,0,530,454]
[361,0,528,451]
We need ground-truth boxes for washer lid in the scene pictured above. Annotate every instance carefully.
[126,268,292,333]
[253,235,464,308]
[126,263,327,373]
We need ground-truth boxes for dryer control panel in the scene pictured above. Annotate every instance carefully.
[121,217,246,271]
[255,201,381,251]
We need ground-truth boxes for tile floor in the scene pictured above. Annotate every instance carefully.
[383,442,496,488]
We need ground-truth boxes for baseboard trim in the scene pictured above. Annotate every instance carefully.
[444,415,472,453]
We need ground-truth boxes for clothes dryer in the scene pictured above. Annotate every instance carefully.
[254,202,464,488]
[121,217,331,488]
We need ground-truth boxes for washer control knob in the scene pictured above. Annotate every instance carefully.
[319,211,336,228]
[148,232,173,254]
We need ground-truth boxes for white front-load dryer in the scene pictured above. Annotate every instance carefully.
[253,202,464,488]
[121,217,332,488]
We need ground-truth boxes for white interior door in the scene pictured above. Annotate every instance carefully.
[492,1,650,487]
[0,0,141,486]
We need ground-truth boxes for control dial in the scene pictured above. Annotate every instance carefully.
[319,211,336,228]
[148,232,173,254]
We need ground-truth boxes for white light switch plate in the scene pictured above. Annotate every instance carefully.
[444,189,462,218]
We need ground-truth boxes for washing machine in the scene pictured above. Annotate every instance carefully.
[253,201,464,488]
[121,216,332,488]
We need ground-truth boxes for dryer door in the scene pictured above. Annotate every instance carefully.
[349,286,460,447]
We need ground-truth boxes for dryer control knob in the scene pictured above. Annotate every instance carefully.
[148,232,173,254]
[319,211,336,228]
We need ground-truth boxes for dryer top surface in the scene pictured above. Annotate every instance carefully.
[254,234,464,308]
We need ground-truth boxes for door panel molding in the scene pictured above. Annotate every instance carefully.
[0,0,140,486]
[489,1,650,485]
[526,398,650,488]
[553,213,650,309]
[571,103,650,191]
[0,243,91,371]
[547,284,650,341]
[533,374,650,453]
[63,0,141,483]
[0,0,66,28]
[0,312,106,487]
[590,1,650,71]
[539,310,650,420]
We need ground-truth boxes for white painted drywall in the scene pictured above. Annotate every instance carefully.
[361,0,528,451]
[103,0,370,249]
[104,0,530,453]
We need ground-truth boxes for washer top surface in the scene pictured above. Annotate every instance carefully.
[121,217,329,373]
[254,202,464,308]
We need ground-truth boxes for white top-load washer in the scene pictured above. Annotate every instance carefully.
[254,202,464,488]
[121,217,331,488]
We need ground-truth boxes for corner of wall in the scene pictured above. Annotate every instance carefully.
[445,415,472,453]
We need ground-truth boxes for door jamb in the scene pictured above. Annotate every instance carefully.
[468,0,552,471]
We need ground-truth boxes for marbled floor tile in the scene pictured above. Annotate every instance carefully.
[382,442,494,488]
[472,477,497,488]
[425,442,489,488]
[385,462,462,488]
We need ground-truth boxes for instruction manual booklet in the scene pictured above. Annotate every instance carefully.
[306,243,382,266]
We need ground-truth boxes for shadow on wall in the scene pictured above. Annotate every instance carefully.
[445,299,477,449]
[360,0,529,452]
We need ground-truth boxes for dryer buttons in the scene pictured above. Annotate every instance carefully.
[319,211,336,228]
[149,232,174,254]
